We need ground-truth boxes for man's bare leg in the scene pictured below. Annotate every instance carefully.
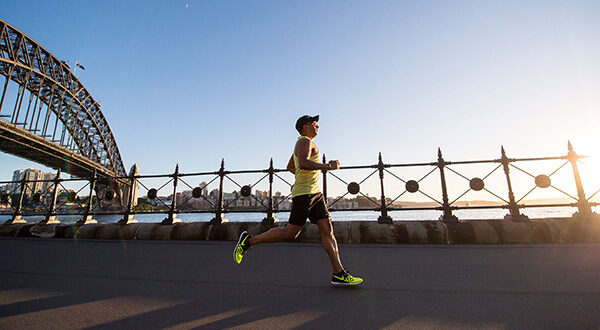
[316,218,344,273]
[248,224,302,246]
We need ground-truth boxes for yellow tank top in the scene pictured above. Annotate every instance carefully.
[291,136,321,197]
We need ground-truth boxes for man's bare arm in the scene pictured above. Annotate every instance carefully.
[294,138,340,170]
[287,154,295,174]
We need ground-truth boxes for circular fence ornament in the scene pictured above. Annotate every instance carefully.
[32,193,42,204]
[406,180,419,193]
[148,188,158,199]
[535,174,551,188]
[240,185,252,197]
[104,190,115,201]
[192,187,203,198]
[347,182,360,195]
[469,178,485,191]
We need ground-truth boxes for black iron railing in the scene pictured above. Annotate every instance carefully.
[1,142,599,225]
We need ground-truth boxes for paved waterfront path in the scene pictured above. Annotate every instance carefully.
[1,238,600,329]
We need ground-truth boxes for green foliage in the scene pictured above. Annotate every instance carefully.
[135,198,155,212]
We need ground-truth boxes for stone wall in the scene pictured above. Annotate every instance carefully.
[1,217,600,244]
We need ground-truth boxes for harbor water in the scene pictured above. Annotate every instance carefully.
[2,206,599,224]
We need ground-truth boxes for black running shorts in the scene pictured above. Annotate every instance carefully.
[288,192,330,226]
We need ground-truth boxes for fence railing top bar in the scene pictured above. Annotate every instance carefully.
[135,171,219,179]
[59,177,92,182]
[98,175,130,180]
[386,162,438,168]
[175,171,219,177]
[339,165,377,170]
[180,168,294,176]
[225,169,271,175]
[134,173,174,179]
[445,159,500,165]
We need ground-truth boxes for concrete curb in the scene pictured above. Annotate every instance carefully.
[1,217,599,244]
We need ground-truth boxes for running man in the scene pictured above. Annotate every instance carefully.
[233,115,363,286]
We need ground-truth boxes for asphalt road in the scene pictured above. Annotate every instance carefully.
[1,237,600,329]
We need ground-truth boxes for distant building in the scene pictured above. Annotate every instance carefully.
[10,168,56,199]
[255,190,268,199]
[326,197,359,210]
[200,182,209,197]
[10,169,25,191]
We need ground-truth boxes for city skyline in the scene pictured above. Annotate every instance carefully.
[0,166,589,211]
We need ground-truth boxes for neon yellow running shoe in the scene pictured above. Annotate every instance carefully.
[233,231,251,264]
[331,270,363,286]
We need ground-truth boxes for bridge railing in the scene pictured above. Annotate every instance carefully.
[1,142,599,225]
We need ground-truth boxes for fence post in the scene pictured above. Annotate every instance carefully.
[501,146,528,221]
[322,154,328,201]
[438,148,458,222]
[42,169,61,224]
[211,159,228,224]
[78,170,98,225]
[567,141,594,218]
[377,152,393,223]
[7,177,27,224]
[163,164,182,224]
[262,158,278,225]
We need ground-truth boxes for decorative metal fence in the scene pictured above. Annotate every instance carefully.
[1,142,599,225]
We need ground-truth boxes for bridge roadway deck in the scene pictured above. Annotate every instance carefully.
[1,238,599,329]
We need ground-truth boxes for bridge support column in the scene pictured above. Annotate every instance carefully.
[119,166,139,224]
[40,170,61,224]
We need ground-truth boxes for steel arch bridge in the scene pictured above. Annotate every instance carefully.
[0,19,126,178]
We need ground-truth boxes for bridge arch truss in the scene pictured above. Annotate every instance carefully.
[0,19,126,177]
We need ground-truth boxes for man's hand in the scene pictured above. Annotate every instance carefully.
[328,160,340,170]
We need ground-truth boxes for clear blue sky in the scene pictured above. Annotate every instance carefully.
[1,1,600,200]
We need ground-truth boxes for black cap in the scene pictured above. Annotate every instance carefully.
[295,115,319,133]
